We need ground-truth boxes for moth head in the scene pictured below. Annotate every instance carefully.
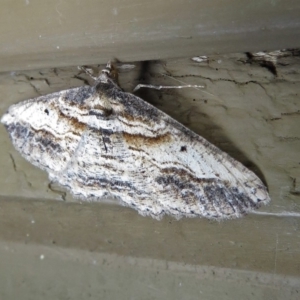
[96,61,119,87]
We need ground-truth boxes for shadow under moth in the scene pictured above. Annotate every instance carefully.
[1,62,270,220]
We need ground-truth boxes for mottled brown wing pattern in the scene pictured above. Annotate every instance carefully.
[1,64,270,220]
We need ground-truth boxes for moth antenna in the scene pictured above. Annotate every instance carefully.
[77,66,97,80]
[133,83,204,93]
[160,72,223,103]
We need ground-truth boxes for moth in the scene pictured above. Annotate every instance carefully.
[1,62,270,220]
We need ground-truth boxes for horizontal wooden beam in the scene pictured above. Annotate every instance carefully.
[0,0,299,71]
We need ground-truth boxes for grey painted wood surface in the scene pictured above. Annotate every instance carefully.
[0,0,300,71]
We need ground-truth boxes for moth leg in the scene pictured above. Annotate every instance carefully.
[77,66,98,80]
[133,83,204,92]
